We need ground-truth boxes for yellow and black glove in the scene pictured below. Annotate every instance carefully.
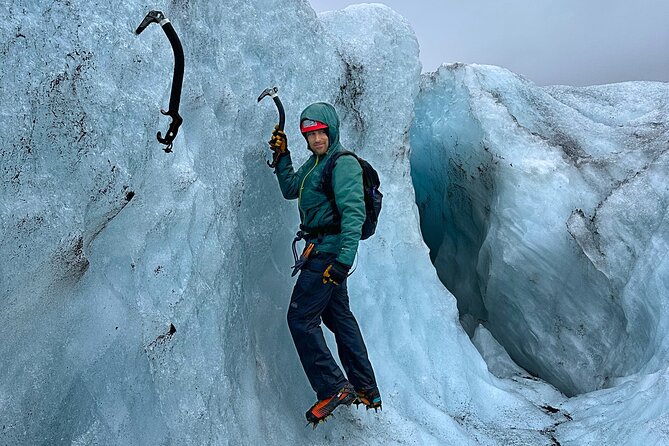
[323,261,351,286]
[268,125,288,155]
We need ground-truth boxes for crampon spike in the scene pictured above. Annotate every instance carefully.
[306,413,335,429]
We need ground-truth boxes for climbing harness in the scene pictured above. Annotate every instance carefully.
[257,86,286,168]
[289,229,357,278]
[136,11,184,153]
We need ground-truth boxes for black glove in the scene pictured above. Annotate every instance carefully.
[322,261,350,286]
[268,125,288,155]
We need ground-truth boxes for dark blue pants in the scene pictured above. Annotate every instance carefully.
[287,253,377,400]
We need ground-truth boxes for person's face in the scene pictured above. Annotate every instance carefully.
[306,129,329,156]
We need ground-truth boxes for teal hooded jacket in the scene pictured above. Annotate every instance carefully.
[274,102,365,267]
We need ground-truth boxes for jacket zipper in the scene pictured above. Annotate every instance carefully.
[298,155,320,220]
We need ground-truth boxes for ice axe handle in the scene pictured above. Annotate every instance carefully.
[135,10,185,153]
[274,96,285,130]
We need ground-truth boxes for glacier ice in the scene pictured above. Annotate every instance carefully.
[1,0,668,445]
[411,63,669,396]
[411,64,668,442]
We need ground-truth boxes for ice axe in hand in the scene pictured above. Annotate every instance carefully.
[136,10,184,153]
[257,86,286,168]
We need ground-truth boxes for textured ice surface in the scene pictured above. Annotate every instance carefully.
[0,1,557,445]
[411,63,668,443]
[1,0,668,445]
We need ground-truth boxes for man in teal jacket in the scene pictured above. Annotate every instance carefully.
[269,102,381,425]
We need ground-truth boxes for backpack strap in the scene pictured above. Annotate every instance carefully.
[321,151,358,220]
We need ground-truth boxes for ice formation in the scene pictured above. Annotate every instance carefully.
[0,0,667,445]
[411,63,669,444]
[411,64,669,396]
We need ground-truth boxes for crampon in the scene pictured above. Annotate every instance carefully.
[305,383,356,428]
[354,387,382,412]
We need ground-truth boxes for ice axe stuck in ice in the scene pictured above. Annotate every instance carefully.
[257,86,286,168]
[135,10,184,153]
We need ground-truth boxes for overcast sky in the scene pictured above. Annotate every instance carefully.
[309,0,669,86]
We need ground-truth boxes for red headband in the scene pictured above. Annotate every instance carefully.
[300,119,328,133]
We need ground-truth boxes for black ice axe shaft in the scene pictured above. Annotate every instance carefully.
[136,11,184,153]
[258,87,285,168]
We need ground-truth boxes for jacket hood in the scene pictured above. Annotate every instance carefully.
[299,102,341,151]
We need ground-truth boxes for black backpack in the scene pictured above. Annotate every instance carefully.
[321,151,382,240]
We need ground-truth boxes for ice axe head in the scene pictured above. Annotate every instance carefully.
[136,10,166,35]
[257,86,278,103]
[257,86,284,130]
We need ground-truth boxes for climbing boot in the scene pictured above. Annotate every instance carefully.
[305,383,356,427]
[355,387,382,411]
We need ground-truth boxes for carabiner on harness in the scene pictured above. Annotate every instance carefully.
[291,231,315,276]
